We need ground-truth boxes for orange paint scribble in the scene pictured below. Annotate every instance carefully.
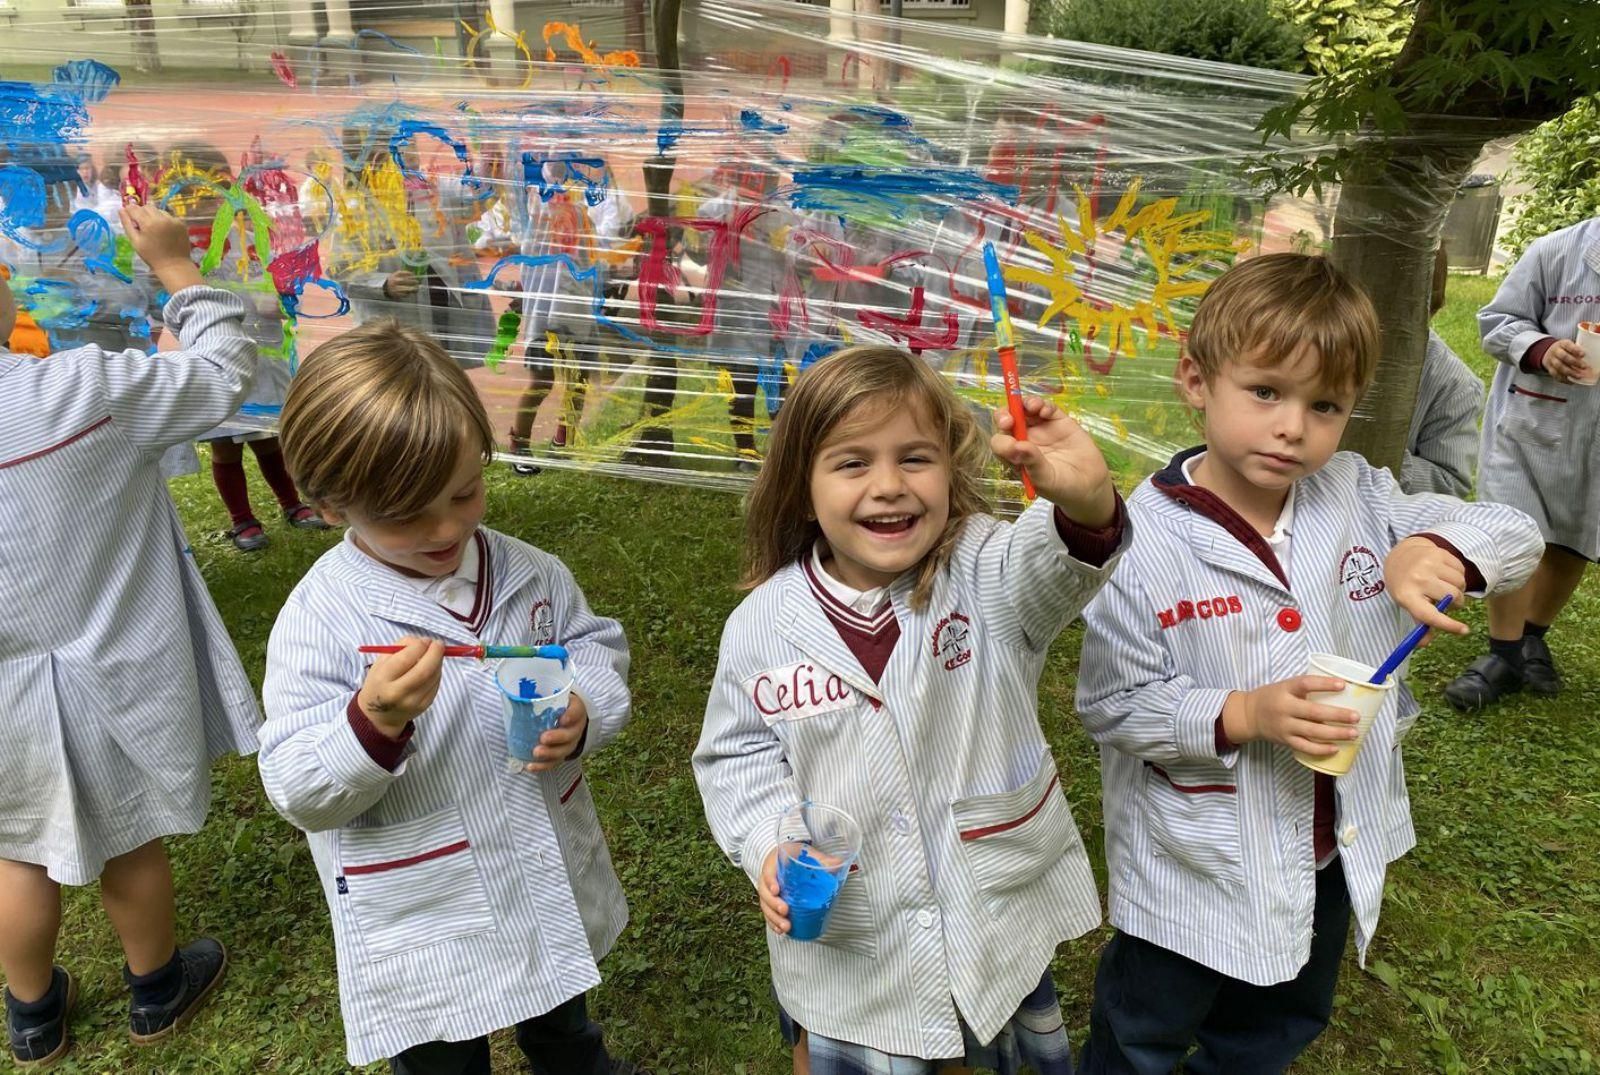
[542,21,640,70]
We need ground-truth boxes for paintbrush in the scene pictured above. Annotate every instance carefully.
[358,644,568,661]
[981,242,1036,501]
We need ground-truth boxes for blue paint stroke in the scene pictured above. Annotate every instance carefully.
[800,340,840,371]
[848,104,913,129]
[67,210,131,282]
[280,277,351,320]
[22,278,96,330]
[469,252,674,354]
[786,166,1018,218]
[657,119,683,155]
[389,120,482,194]
[0,82,89,148]
[757,346,786,417]
[354,28,422,54]
[52,59,121,103]
[0,164,67,253]
[238,402,284,417]
[520,154,610,206]
[740,109,789,135]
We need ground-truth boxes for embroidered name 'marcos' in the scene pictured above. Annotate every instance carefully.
[745,661,853,724]
[1157,595,1243,629]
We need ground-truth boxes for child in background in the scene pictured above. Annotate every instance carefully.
[1074,254,1542,1074]
[1401,246,1484,498]
[1444,215,1600,710]
[0,205,261,1065]
[695,345,1127,1073]
[161,142,327,551]
[259,320,645,1074]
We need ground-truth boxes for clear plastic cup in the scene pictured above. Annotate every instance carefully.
[775,801,862,942]
[493,649,571,772]
[1292,653,1397,776]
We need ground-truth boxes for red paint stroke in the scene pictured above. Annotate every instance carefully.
[269,50,298,88]
[764,55,791,95]
[855,250,960,353]
[633,213,752,337]
[122,143,147,206]
[268,241,321,297]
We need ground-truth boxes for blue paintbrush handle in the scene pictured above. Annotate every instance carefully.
[1370,595,1453,684]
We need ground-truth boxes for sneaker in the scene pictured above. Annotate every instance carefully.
[1443,653,1523,712]
[283,504,331,531]
[1520,635,1563,696]
[5,967,75,1067]
[128,938,227,1045]
[506,430,540,477]
[227,520,269,552]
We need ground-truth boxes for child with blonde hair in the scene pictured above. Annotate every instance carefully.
[695,344,1127,1073]
[260,320,644,1074]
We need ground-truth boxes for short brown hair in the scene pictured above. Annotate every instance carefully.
[741,345,988,610]
[280,320,495,519]
[1187,253,1381,393]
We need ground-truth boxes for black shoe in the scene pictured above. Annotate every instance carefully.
[6,966,75,1067]
[128,938,227,1044]
[1521,635,1563,697]
[1443,654,1523,712]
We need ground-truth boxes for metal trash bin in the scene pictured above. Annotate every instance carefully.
[1440,173,1502,275]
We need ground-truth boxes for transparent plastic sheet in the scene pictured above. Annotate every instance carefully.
[0,0,1491,495]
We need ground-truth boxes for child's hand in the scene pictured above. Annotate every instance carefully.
[1542,340,1592,385]
[1221,676,1361,757]
[1384,537,1468,635]
[759,849,791,935]
[525,693,589,772]
[383,269,420,300]
[356,637,445,737]
[991,397,1116,527]
[119,205,203,293]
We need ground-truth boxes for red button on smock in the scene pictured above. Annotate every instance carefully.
[1276,608,1302,632]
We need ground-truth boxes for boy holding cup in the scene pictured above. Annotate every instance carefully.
[258,320,644,1074]
[1074,254,1542,1074]
[1446,216,1600,710]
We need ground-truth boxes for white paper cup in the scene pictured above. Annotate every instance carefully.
[1575,322,1600,384]
[494,655,572,771]
[1292,653,1396,777]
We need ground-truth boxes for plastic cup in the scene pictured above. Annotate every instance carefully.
[493,650,571,772]
[775,801,862,942]
[1575,322,1600,385]
[1292,653,1397,776]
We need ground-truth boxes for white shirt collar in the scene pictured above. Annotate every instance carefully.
[345,529,481,615]
[809,541,892,616]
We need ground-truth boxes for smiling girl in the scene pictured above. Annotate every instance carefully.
[694,345,1127,1074]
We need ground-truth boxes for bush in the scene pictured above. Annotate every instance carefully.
[1036,0,1307,73]
[1274,0,1411,77]
[1502,96,1600,262]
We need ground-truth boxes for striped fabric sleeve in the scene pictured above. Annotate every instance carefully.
[1401,335,1483,499]
[84,285,259,451]
[260,596,406,833]
[1479,238,1557,368]
[967,499,1129,653]
[693,631,803,888]
[1077,568,1239,768]
[1365,461,1543,597]
[547,558,631,757]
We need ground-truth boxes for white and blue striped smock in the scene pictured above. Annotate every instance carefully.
[259,526,631,1065]
[1477,216,1600,556]
[1402,330,1485,498]
[695,501,1127,1060]
[0,286,262,885]
[1077,449,1541,987]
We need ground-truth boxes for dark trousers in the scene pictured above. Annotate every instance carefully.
[389,992,612,1075]
[1079,860,1352,1075]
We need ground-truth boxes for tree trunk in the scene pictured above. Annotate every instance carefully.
[1329,131,1483,473]
[636,0,685,444]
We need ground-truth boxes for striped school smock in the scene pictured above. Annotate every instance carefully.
[0,287,262,884]
[258,527,630,1065]
[1077,448,1541,986]
[695,501,1127,1060]
[1477,217,1600,556]
[1402,330,1485,498]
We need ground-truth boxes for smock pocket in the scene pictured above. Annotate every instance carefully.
[1500,383,1566,450]
[337,807,497,962]
[813,860,877,958]
[952,749,1079,900]
[1143,762,1245,889]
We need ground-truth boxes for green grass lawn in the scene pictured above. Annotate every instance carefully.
[42,273,1600,1073]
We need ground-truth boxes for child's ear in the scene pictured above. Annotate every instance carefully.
[1175,354,1209,411]
[315,503,345,528]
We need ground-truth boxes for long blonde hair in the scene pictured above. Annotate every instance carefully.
[742,345,989,609]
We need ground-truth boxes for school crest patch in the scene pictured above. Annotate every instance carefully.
[1339,545,1385,601]
[931,611,974,670]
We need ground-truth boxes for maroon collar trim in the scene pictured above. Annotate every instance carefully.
[445,531,493,635]
[1152,447,1289,589]
[801,554,895,633]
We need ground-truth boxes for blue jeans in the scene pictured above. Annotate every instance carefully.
[1079,860,1351,1075]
